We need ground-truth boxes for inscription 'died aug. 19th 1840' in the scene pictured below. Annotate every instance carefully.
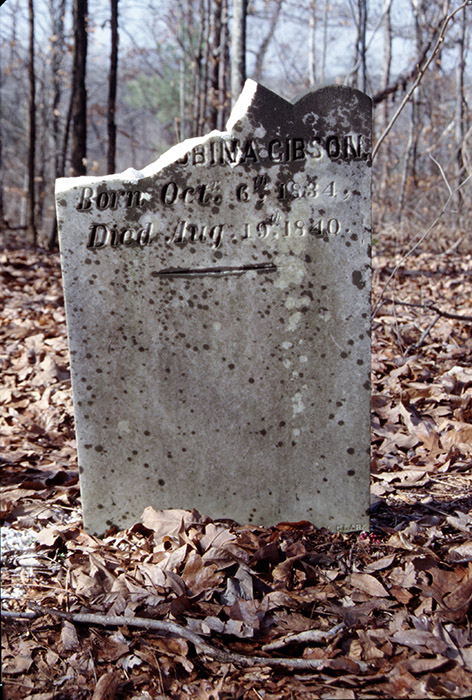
[56,80,372,536]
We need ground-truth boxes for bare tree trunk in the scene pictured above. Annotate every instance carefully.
[179,41,186,140]
[177,0,187,141]
[381,0,392,133]
[320,0,329,84]
[48,0,66,250]
[397,101,415,223]
[51,0,66,177]
[360,0,367,91]
[231,0,247,107]
[70,0,88,176]
[0,39,5,227]
[217,0,229,130]
[208,0,223,129]
[253,0,283,83]
[107,0,118,173]
[192,0,205,136]
[380,0,392,214]
[199,0,211,135]
[396,0,434,222]
[60,88,74,176]
[58,0,75,176]
[455,5,467,228]
[27,0,37,245]
[308,0,316,86]
[351,0,367,90]
[37,68,48,230]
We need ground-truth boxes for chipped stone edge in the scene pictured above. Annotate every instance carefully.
[55,79,259,195]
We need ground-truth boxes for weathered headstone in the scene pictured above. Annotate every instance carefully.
[56,80,372,535]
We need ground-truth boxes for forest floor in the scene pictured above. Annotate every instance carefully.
[1,239,472,699]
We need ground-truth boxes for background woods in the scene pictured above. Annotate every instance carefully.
[3,3,472,698]
[0,0,471,251]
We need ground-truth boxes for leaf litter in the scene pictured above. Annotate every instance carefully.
[1,246,472,699]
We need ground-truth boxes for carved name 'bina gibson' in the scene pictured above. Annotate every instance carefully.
[178,135,366,166]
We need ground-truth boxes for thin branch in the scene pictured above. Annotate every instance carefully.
[378,297,472,323]
[1,610,37,620]
[413,313,441,350]
[372,1,472,162]
[262,623,345,651]
[6,604,370,673]
[430,155,453,197]
[378,265,472,279]
[372,12,442,107]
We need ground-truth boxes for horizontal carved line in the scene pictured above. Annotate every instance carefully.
[152,263,277,278]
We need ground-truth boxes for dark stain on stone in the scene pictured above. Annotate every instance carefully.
[352,270,365,289]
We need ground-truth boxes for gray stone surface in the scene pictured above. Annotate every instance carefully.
[56,80,372,535]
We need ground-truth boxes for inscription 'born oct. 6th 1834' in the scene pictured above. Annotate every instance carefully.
[55,80,372,536]
[78,172,354,250]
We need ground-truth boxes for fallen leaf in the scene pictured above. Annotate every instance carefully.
[91,671,120,700]
[390,629,448,654]
[350,572,389,597]
[60,620,79,651]
[407,656,450,674]
[364,554,396,572]
[446,542,472,563]
[2,651,34,675]
[141,506,201,544]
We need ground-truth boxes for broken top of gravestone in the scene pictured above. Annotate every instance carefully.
[56,80,372,536]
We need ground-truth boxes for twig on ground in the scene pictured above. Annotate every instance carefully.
[1,610,37,620]
[413,314,442,351]
[379,297,472,323]
[444,237,463,255]
[379,266,472,279]
[261,623,345,651]
[1,604,369,673]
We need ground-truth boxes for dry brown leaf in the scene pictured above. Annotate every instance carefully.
[91,672,121,700]
[443,366,472,390]
[2,643,34,675]
[364,554,396,572]
[96,632,130,662]
[441,575,472,621]
[141,506,201,544]
[390,585,414,604]
[229,598,261,630]
[60,620,80,651]
[442,425,472,454]
[36,524,78,547]
[446,542,472,563]
[181,549,223,596]
[446,512,472,534]
[199,522,236,552]
[407,656,450,674]
[390,629,448,654]
[349,572,389,597]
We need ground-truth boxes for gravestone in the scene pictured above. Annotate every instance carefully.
[56,80,372,536]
